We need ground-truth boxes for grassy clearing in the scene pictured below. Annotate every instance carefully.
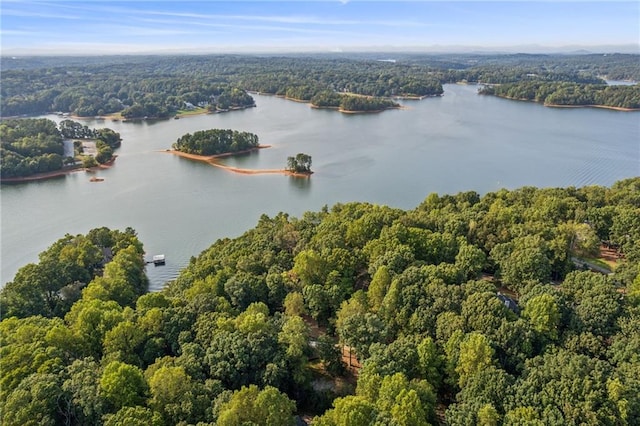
[103,112,124,120]
[175,107,209,117]
[583,257,615,272]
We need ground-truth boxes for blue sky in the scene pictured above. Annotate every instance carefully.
[1,1,638,55]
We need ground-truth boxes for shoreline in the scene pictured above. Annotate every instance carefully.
[544,103,640,112]
[67,104,256,122]
[310,104,404,114]
[490,95,639,112]
[392,93,443,100]
[338,105,404,114]
[1,156,117,184]
[165,147,312,178]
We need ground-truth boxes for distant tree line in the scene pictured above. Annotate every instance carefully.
[6,53,637,118]
[479,82,640,109]
[1,68,255,118]
[172,128,259,156]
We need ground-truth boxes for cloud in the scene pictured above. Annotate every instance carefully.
[122,8,428,28]
[0,8,83,20]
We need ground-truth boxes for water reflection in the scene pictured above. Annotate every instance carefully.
[288,175,312,192]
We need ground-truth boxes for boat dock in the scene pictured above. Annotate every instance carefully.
[146,254,166,266]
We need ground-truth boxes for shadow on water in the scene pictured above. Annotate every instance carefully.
[288,175,312,192]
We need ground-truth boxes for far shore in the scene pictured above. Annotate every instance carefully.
[392,94,443,100]
[66,104,256,122]
[164,146,312,178]
[338,106,404,114]
[544,103,640,112]
[1,156,117,184]
[309,104,405,114]
[490,95,639,112]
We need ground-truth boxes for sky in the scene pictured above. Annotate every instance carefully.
[1,1,639,55]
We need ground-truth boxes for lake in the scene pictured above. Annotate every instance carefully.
[2,84,638,289]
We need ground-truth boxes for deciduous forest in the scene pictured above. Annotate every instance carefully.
[172,129,260,156]
[2,178,639,425]
[0,118,121,178]
[2,53,638,118]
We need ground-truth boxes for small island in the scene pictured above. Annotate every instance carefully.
[169,129,312,177]
[309,91,401,113]
[285,153,313,174]
[1,118,121,183]
[172,128,260,155]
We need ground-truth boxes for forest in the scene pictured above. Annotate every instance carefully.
[309,91,400,112]
[479,82,640,109]
[172,129,260,156]
[0,118,121,178]
[1,177,639,425]
[2,53,637,118]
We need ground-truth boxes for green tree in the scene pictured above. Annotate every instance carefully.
[317,334,346,376]
[336,295,385,360]
[509,348,617,423]
[99,361,148,410]
[523,293,560,341]
[283,291,305,316]
[390,389,431,426]
[286,153,312,173]
[217,385,296,426]
[368,265,391,312]
[456,332,495,387]
[62,358,105,425]
[148,365,207,424]
[477,404,500,426]
[418,336,444,388]
[2,373,64,426]
[317,395,377,426]
[103,406,163,426]
[455,243,487,281]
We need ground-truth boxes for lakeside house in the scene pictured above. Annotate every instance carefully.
[497,292,520,314]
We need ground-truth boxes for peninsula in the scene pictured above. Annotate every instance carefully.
[479,82,640,111]
[0,118,121,183]
[169,128,312,177]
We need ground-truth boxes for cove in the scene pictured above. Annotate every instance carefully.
[2,84,638,288]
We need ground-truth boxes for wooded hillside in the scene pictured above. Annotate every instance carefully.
[1,178,639,425]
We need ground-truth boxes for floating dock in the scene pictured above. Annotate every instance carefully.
[148,254,165,266]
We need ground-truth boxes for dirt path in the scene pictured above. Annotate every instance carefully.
[165,147,312,177]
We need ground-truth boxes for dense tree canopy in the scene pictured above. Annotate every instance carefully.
[172,129,259,156]
[479,81,640,109]
[1,178,639,424]
[0,118,121,178]
[286,153,312,174]
[0,118,64,178]
[2,53,636,118]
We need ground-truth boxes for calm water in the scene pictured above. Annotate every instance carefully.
[2,84,638,289]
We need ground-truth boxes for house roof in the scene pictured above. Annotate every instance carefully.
[497,292,520,314]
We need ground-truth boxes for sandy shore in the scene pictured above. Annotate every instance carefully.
[490,95,639,112]
[338,106,404,114]
[544,103,640,112]
[165,146,312,178]
[392,94,443,100]
[310,104,404,114]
